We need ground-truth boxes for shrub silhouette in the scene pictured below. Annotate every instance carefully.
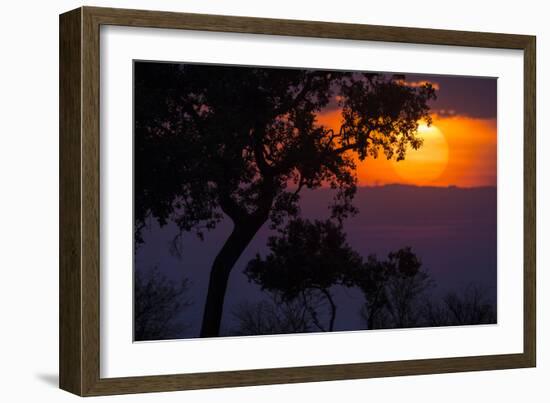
[134,268,192,341]
[231,294,314,336]
[423,284,496,326]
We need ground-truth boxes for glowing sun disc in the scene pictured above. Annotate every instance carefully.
[392,124,449,185]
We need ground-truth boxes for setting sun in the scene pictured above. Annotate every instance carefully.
[392,123,449,185]
[317,109,496,188]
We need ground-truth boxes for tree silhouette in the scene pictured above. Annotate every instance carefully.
[244,219,362,332]
[134,268,192,341]
[356,254,392,330]
[355,247,433,329]
[134,62,436,337]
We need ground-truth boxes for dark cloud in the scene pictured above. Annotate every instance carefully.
[406,73,497,119]
[321,72,497,120]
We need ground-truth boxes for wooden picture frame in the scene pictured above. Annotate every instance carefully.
[59,6,536,396]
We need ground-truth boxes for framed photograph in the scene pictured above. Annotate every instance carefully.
[59,6,536,396]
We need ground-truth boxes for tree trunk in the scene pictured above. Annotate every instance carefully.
[200,219,265,337]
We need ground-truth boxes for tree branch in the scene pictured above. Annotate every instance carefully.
[320,288,337,332]
[274,73,315,116]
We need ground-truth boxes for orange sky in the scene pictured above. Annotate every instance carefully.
[316,109,497,188]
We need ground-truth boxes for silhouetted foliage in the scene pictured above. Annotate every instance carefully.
[245,219,362,331]
[134,268,192,341]
[423,284,496,326]
[134,62,436,336]
[241,236,495,334]
[355,247,433,329]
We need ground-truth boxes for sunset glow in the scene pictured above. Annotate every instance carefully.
[134,62,499,340]
[392,123,449,185]
[316,110,497,188]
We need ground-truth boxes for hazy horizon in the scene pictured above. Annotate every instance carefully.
[136,184,497,338]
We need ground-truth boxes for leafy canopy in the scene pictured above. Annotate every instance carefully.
[244,219,362,300]
[134,64,436,242]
